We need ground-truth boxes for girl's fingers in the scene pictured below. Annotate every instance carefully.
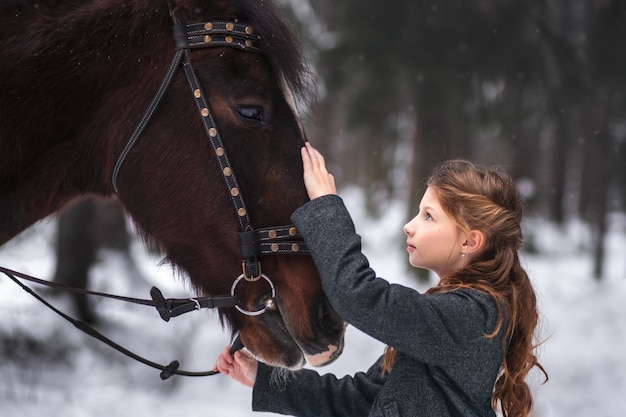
[301,142,336,199]
[304,142,328,174]
[215,357,232,373]
[234,350,253,365]
[306,142,325,171]
[234,350,258,386]
[301,146,312,170]
[214,345,258,387]
[214,345,235,374]
[222,345,234,364]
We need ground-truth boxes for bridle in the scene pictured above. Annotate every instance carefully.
[1,7,312,380]
[112,8,310,315]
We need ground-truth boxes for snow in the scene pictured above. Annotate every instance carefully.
[1,190,625,417]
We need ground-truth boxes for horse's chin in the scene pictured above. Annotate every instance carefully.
[277,316,346,370]
[304,336,345,367]
[256,350,307,371]
[252,338,344,371]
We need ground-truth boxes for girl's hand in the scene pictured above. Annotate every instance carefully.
[301,142,336,200]
[213,345,258,387]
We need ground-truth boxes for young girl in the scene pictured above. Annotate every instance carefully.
[215,142,547,417]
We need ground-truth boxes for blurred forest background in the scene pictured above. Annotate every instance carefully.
[51,0,626,319]
[286,0,626,280]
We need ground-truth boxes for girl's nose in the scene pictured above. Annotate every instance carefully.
[403,218,415,236]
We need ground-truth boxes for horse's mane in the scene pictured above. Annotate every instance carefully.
[3,0,313,100]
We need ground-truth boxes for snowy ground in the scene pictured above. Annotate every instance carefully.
[1,190,624,417]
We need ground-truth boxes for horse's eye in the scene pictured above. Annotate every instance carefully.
[236,105,265,124]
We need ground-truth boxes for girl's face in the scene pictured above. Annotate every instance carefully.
[403,186,468,278]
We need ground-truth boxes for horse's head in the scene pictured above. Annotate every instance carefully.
[111,0,345,369]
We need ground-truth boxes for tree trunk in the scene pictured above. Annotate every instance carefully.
[53,198,131,323]
[578,91,612,280]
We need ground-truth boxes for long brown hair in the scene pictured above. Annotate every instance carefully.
[382,160,547,417]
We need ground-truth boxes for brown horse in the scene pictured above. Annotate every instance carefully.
[0,0,345,370]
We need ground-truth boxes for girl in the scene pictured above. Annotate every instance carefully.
[215,142,547,417]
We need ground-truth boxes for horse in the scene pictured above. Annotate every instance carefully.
[0,0,345,371]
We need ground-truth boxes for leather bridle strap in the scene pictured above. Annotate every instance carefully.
[175,20,312,279]
[111,48,184,194]
[111,12,310,282]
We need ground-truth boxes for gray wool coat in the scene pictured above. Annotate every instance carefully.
[252,195,504,417]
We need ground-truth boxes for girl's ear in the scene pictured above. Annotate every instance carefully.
[464,230,485,255]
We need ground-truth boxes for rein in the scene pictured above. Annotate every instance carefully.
[0,265,237,379]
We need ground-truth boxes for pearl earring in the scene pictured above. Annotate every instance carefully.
[460,253,466,258]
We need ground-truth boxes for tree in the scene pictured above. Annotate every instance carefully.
[53,198,131,323]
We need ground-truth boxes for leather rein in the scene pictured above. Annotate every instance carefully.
[2,8,310,380]
[0,265,235,379]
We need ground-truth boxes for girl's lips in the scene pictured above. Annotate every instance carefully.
[406,242,416,252]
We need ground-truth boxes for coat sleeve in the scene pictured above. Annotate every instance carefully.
[291,195,500,366]
[252,357,385,417]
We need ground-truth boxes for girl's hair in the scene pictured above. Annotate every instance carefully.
[382,159,547,417]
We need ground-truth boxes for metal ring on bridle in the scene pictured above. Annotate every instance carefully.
[230,273,276,316]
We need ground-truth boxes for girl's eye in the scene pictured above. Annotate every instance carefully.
[236,105,265,124]
[425,213,433,221]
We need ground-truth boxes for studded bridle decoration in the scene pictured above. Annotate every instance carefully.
[111,10,309,316]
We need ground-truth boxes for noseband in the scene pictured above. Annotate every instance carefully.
[111,11,309,316]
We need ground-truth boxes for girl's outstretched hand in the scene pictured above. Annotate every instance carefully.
[301,142,336,200]
[213,345,258,388]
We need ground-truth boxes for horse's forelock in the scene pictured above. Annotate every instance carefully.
[170,0,312,108]
[233,0,314,104]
